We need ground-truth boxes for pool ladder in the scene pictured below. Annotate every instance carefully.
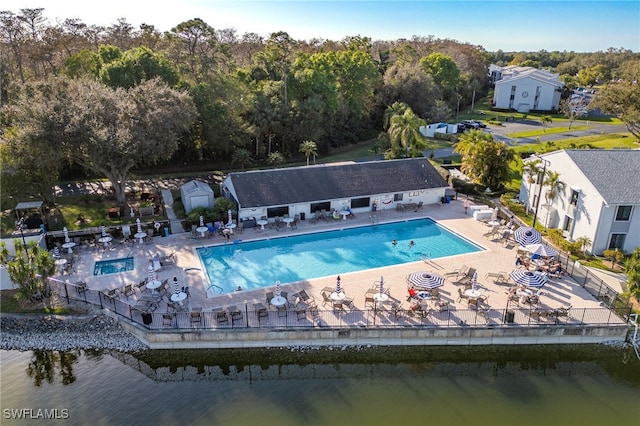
[206,283,224,295]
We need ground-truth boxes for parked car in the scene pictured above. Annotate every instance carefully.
[461,120,479,130]
[472,120,487,128]
[455,123,467,133]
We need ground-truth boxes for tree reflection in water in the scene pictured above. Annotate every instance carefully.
[26,350,79,386]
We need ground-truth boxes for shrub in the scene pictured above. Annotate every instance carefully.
[173,199,186,219]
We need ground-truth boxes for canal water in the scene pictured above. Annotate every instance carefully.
[2,345,639,425]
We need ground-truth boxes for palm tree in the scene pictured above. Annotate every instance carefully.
[299,140,318,166]
[542,170,566,229]
[522,158,542,215]
[382,101,409,131]
[231,148,253,171]
[387,107,426,158]
[540,115,552,132]
[575,235,592,254]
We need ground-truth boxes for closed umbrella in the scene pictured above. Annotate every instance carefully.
[407,271,445,290]
[199,215,204,228]
[63,227,70,244]
[471,271,478,292]
[335,276,342,294]
[227,209,233,225]
[173,277,181,295]
[147,262,155,283]
[509,270,547,288]
[524,243,558,257]
[513,227,542,246]
[53,247,60,258]
[101,225,107,237]
[136,218,142,234]
[275,280,281,297]
[379,276,385,295]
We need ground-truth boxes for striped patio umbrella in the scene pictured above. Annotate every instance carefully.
[524,243,558,257]
[335,276,342,294]
[53,247,60,258]
[136,218,142,234]
[509,270,547,288]
[275,280,281,297]
[379,276,385,295]
[101,225,107,237]
[173,277,181,295]
[199,215,204,227]
[407,271,445,290]
[513,227,542,246]
[228,209,233,225]
[147,262,155,283]
[63,227,70,243]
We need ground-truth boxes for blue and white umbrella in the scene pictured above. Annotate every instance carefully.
[101,225,107,237]
[407,271,445,290]
[510,270,547,288]
[379,276,385,295]
[525,243,558,257]
[199,215,204,227]
[53,246,60,258]
[147,263,155,283]
[336,276,342,294]
[513,227,542,246]
[275,280,281,297]
[173,277,181,295]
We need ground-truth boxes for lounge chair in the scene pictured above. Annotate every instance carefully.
[122,284,135,299]
[298,289,315,305]
[190,311,203,326]
[215,310,229,326]
[443,265,469,280]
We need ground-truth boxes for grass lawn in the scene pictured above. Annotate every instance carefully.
[506,126,588,138]
[0,290,77,314]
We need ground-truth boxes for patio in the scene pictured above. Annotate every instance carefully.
[47,197,625,332]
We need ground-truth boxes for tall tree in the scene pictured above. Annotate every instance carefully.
[419,52,460,92]
[386,106,426,158]
[591,60,640,141]
[543,170,566,205]
[454,130,515,190]
[3,76,197,204]
[0,240,55,303]
[624,247,640,297]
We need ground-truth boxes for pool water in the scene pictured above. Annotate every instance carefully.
[197,219,482,293]
[93,257,134,276]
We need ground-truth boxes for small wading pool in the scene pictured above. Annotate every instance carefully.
[93,257,134,276]
[197,218,483,294]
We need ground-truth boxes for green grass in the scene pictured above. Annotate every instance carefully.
[0,291,76,314]
[506,126,588,138]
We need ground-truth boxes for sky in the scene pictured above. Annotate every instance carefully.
[3,0,639,52]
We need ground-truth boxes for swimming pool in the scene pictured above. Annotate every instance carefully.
[197,218,483,294]
[93,257,134,276]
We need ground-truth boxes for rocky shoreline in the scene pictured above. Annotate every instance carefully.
[0,313,149,353]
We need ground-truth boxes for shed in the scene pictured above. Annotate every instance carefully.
[180,180,214,213]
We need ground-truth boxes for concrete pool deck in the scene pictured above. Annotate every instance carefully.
[51,198,630,347]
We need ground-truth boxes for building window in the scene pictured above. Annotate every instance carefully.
[562,216,573,232]
[569,190,579,206]
[350,197,370,209]
[393,193,403,202]
[608,234,626,250]
[409,191,419,197]
[615,205,632,221]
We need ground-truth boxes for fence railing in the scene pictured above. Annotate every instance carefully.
[556,251,632,321]
[47,278,629,332]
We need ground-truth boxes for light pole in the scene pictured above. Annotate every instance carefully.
[530,155,550,229]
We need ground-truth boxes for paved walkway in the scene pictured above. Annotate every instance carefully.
[159,188,183,235]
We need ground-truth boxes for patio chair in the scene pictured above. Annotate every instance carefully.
[266,291,274,307]
[190,311,203,327]
[333,301,343,312]
[365,294,375,309]
[276,303,287,317]
[321,292,332,307]
[295,306,307,321]
[122,284,135,299]
[136,280,148,294]
[254,303,269,323]
[162,313,175,327]
[456,288,469,303]
[298,289,315,305]
[415,201,423,212]
[215,310,229,326]
[229,306,244,324]
[103,289,118,304]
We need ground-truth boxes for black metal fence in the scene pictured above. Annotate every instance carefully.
[47,278,629,331]
[556,251,632,321]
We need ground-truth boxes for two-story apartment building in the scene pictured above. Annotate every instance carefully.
[519,150,640,255]
[490,65,564,113]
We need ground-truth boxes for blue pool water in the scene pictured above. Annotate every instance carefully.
[197,219,483,294]
[93,257,135,276]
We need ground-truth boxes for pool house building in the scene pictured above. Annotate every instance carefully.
[221,158,449,222]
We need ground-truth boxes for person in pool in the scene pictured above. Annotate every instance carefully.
[408,240,415,249]
[392,239,397,247]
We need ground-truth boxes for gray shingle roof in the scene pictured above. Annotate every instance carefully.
[565,149,640,204]
[227,158,448,208]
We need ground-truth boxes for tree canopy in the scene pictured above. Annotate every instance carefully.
[454,130,515,190]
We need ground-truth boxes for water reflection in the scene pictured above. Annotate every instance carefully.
[26,350,78,386]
